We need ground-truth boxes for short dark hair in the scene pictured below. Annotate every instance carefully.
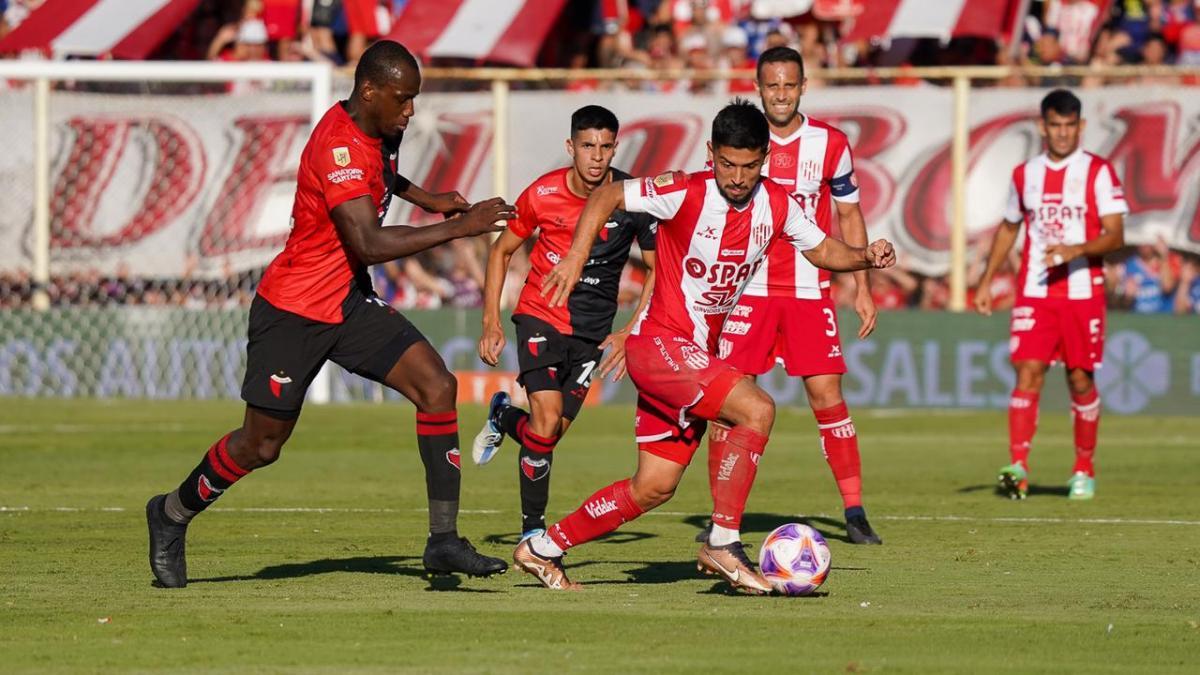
[354,40,419,92]
[712,98,769,152]
[571,105,620,137]
[1040,88,1082,119]
[756,46,805,81]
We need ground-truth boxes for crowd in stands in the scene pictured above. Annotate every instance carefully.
[5,245,1198,315]
[5,1,1198,81]
[1,1,1198,314]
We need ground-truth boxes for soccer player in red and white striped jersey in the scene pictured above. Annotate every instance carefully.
[976,89,1127,501]
[714,47,883,544]
[511,101,896,592]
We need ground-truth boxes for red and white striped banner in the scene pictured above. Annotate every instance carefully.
[387,0,567,67]
[843,0,1015,43]
[0,0,201,59]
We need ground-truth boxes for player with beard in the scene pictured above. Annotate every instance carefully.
[513,100,896,592]
[474,105,658,541]
[144,41,515,588]
[704,46,883,545]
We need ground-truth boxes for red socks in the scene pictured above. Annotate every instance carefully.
[1071,389,1100,476]
[706,423,730,507]
[1008,389,1039,470]
[548,478,643,550]
[813,402,862,510]
[710,426,767,530]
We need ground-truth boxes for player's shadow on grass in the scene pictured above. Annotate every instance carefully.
[187,555,498,593]
[483,530,657,547]
[681,512,854,544]
[959,483,1070,498]
[698,582,829,598]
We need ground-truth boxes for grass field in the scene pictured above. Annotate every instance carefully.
[1,398,1198,673]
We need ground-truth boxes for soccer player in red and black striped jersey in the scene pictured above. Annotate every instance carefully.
[474,106,658,540]
[144,41,515,588]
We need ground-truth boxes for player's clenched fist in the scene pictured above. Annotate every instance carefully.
[458,197,517,237]
[540,253,585,308]
[866,239,895,268]
[478,322,506,367]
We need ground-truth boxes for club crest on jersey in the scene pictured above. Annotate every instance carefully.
[446,448,462,470]
[772,153,795,169]
[269,372,292,398]
[521,456,550,481]
[679,344,710,370]
[599,220,619,242]
[197,474,223,502]
[527,336,547,357]
[800,159,821,182]
[332,147,351,167]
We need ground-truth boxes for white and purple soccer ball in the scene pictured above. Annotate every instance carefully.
[758,523,832,596]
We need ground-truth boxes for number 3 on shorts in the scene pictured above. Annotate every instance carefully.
[823,308,838,337]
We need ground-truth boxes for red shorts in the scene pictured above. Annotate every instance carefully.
[625,331,746,466]
[1010,297,1105,371]
[717,295,847,377]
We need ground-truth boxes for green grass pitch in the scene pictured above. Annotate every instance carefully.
[1,398,1198,673]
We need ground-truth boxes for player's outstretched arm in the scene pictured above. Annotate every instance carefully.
[479,228,527,367]
[540,180,626,307]
[394,175,470,215]
[598,250,656,382]
[802,237,895,274]
[975,220,1021,316]
[331,195,515,266]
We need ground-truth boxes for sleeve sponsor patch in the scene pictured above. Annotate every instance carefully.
[327,167,365,184]
[653,172,675,188]
[332,147,351,167]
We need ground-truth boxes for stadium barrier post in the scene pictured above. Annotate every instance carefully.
[32,76,50,311]
[491,78,510,200]
[949,73,970,313]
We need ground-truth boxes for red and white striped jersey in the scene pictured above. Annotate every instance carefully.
[622,170,826,352]
[743,115,859,299]
[1004,149,1128,300]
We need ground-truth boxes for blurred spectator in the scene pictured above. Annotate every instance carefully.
[344,0,393,65]
[1174,254,1200,314]
[1115,0,1155,50]
[718,24,757,93]
[1155,0,1197,47]
[1116,238,1180,312]
[1045,0,1106,63]
[262,0,302,61]
[310,0,344,64]
[208,1,271,62]
[1138,33,1181,82]
[679,31,714,94]
[870,268,919,310]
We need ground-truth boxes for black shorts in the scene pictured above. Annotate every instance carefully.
[241,291,427,419]
[512,314,603,422]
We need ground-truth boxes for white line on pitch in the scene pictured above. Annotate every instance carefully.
[3,505,1198,526]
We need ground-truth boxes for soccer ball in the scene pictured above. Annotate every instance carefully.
[758,523,831,596]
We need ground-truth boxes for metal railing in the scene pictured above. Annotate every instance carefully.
[421,63,1200,312]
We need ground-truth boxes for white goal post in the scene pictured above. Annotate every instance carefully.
[0,60,332,311]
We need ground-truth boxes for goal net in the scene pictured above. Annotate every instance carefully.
[0,60,346,402]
